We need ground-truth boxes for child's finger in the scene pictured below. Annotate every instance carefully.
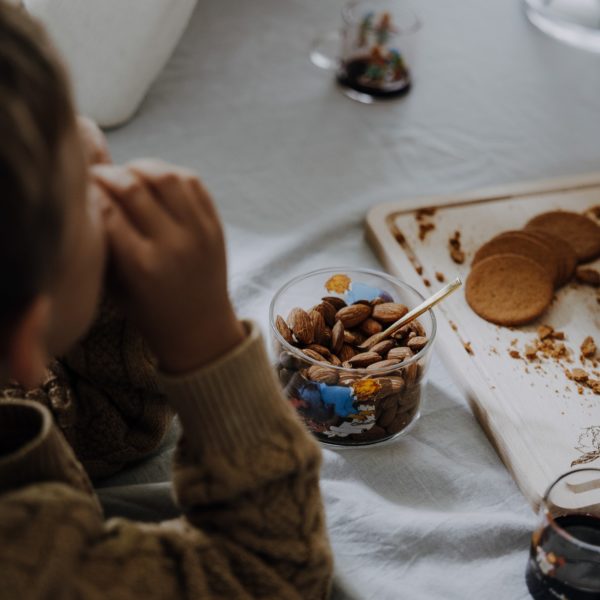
[102,194,149,276]
[128,158,217,223]
[77,116,111,165]
[91,164,171,238]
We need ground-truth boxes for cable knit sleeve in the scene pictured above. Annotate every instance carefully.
[0,322,333,600]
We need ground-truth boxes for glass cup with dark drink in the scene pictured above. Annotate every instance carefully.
[526,468,600,599]
[311,0,421,104]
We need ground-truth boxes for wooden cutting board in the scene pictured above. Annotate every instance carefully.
[365,173,600,508]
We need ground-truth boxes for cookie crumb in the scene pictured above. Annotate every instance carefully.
[448,231,465,264]
[415,265,423,275]
[575,266,600,287]
[537,324,554,340]
[415,207,436,220]
[524,344,537,359]
[586,205,600,220]
[423,278,431,287]
[567,368,589,383]
[450,248,465,264]
[581,336,597,359]
[449,320,458,332]
[418,222,435,241]
[509,350,520,359]
[463,341,473,355]
[435,271,445,283]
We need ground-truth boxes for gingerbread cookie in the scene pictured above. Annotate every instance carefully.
[525,211,600,263]
[466,254,554,326]
[524,229,577,287]
[472,231,558,284]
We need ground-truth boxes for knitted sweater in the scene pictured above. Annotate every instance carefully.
[0,307,333,599]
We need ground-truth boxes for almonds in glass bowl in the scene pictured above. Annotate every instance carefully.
[270,268,436,446]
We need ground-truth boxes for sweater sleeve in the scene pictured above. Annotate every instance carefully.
[0,321,333,600]
[0,295,174,480]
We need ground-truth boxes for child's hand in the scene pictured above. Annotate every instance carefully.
[77,116,111,165]
[92,160,245,374]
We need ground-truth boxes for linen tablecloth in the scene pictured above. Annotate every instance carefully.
[101,0,600,597]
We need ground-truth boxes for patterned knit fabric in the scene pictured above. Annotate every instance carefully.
[1,296,174,479]
[0,318,333,599]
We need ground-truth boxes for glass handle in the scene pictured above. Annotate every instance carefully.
[310,30,342,70]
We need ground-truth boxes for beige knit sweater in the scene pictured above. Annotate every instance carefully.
[0,302,333,599]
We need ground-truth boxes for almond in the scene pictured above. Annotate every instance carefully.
[407,336,428,352]
[313,301,337,326]
[302,348,329,363]
[339,344,357,362]
[329,354,342,367]
[347,351,382,368]
[322,296,347,310]
[309,310,328,347]
[331,320,345,354]
[350,425,386,442]
[370,340,395,355]
[339,373,360,385]
[307,344,332,360]
[413,321,426,337]
[307,365,339,385]
[378,404,397,428]
[335,304,372,328]
[387,376,405,395]
[387,347,413,362]
[360,318,383,336]
[343,329,365,346]
[366,359,403,372]
[372,303,409,324]
[288,307,313,345]
[276,315,294,345]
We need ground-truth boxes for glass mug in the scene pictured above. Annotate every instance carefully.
[311,0,421,103]
[525,468,600,599]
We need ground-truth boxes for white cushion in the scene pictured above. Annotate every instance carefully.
[24,0,197,127]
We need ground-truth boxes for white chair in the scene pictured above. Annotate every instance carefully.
[25,0,197,127]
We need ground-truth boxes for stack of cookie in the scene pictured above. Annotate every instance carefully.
[466,210,600,326]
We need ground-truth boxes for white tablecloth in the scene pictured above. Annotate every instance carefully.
[102,1,600,597]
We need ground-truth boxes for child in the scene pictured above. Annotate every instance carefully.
[0,3,333,598]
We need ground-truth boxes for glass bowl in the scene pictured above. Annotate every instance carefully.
[269,267,437,446]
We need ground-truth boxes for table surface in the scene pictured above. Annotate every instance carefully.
[104,1,600,598]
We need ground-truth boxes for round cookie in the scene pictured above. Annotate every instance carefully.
[472,231,558,284]
[466,254,554,326]
[525,211,600,263]
[524,229,577,287]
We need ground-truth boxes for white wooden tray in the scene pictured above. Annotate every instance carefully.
[366,173,600,508]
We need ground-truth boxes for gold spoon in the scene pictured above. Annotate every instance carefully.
[358,276,463,350]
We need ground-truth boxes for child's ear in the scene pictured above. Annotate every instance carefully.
[7,296,51,389]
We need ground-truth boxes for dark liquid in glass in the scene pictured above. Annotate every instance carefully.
[337,58,411,99]
[525,514,600,599]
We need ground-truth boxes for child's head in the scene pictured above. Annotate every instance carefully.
[0,3,106,386]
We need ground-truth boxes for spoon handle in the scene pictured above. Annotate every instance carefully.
[359,276,463,350]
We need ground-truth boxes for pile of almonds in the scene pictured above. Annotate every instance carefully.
[276,297,427,373]
[273,295,430,444]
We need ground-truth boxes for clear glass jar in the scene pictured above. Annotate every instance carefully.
[269,267,437,446]
[525,468,600,599]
